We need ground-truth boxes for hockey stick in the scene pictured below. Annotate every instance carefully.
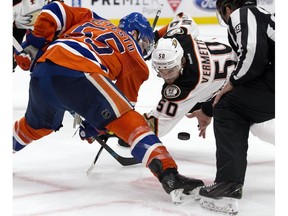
[13,36,24,73]
[71,113,139,173]
[86,132,139,175]
[93,134,140,166]
[86,145,104,175]
[152,3,163,29]
[13,36,23,52]
[144,4,163,61]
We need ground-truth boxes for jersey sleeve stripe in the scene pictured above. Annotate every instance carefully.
[42,1,66,34]
[49,40,109,74]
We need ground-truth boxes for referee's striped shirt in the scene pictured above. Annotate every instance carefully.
[227,6,275,90]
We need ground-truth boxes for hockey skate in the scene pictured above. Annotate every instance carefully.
[161,170,204,203]
[149,159,204,204]
[199,182,243,215]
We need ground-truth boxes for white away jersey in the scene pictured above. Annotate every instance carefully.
[13,0,48,29]
[145,34,236,137]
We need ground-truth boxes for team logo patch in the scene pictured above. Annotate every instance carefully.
[164,85,181,99]
[23,10,41,26]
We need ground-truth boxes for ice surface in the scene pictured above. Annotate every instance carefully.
[12,25,275,216]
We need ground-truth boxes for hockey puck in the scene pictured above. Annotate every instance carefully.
[177,132,190,140]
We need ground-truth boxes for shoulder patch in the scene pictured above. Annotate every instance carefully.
[163,85,181,99]
[234,23,241,33]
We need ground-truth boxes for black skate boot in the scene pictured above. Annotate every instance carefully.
[199,182,243,215]
[149,159,204,203]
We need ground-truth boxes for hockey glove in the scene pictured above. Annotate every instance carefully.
[79,120,109,144]
[79,120,99,144]
[14,29,50,71]
[13,51,31,71]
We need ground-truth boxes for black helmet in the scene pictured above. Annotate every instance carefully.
[216,0,257,16]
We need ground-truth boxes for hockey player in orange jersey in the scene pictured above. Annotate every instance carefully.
[13,1,204,202]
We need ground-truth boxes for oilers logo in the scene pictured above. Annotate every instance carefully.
[164,85,181,99]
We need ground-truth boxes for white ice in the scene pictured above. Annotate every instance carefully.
[12,25,276,216]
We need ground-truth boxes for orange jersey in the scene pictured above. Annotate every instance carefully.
[33,1,149,104]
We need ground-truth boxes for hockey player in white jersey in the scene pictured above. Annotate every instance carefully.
[154,12,200,42]
[13,0,63,71]
[144,12,274,145]
[13,0,49,29]
[144,24,235,138]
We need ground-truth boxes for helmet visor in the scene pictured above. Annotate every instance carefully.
[142,39,155,59]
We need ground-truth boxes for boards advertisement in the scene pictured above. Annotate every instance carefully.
[68,0,275,25]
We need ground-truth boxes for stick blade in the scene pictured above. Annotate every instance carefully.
[86,163,96,176]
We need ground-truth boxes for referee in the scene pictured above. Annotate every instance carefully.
[198,0,275,214]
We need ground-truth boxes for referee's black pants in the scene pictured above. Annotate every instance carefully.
[213,85,275,185]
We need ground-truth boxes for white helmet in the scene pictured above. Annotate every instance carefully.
[152,38,184,70]
[166,12,199,38]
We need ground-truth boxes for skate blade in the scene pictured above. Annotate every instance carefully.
[170,186,202,204]
[199,196,238,215]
